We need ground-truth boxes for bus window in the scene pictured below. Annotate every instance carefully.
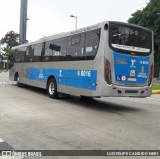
[53,38,67,57]
[10,50,15,64]
[67,34,85,59]
[34,43,43,62]
[25,45,34,62]
[84,29,101,59]
[110,24,151,54]
[44,41,54,61]
[14,49,21,63]
[41,42,45,57]
[19,47,27,62]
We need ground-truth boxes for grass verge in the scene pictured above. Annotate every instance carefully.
[0,69,8,73]
[152,84,160,90]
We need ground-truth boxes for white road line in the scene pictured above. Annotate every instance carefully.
[0,138,4,142]
[146,97,160,101]
[0,81,16,85]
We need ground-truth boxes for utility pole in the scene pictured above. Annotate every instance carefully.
[19,0,28,44]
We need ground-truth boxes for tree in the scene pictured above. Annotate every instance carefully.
[1,31,19,59]
[128,0,160,77]
[0,31,19,69]
[128,0,160,50]
[2,45,11,56]
[1,31,19,48]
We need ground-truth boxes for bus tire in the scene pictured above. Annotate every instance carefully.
[47,78,58,99]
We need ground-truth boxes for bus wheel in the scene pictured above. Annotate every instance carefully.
[47,78,58,99]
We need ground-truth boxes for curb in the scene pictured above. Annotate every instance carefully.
[152,90,160,94]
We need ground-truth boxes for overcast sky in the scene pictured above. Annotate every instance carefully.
[0,0,149,42]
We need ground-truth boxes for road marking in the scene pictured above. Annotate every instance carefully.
[0,81,17,85]
[146,97,160,101]
[0,138,4,142]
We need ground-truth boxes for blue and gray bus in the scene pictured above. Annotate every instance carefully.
[9,21,154,98]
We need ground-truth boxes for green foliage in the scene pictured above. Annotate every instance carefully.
[152,84,160,90]
[128,0,160,51]
[2,45,11,56]
[1,31,19,63]
[1,31,19,48]
[0,69,8,73]
[128,0,160,77]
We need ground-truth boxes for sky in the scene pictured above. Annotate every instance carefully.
[0,0,150,42]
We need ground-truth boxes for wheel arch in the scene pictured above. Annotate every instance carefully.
[46,75,58,99]
[14,72,19,81]
[46,75,57,89]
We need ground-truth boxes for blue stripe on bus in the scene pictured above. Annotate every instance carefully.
[27,68,97,91]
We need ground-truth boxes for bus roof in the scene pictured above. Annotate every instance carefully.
[12,20,152,50]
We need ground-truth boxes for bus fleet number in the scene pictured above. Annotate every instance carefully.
[77,70,91,77]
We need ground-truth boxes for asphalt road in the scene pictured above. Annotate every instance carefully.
[0,72,160,159]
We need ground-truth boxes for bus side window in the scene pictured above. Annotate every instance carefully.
[84,29,101,59]
[20,47,27,62]
[41,42,45,57]
[34,43,43,62]
[12,50,17,63]
[15,49,21,63]
[44,41,53,61]
[53,38,67,59]
[25,45,34,62]
[67,34,85,58]
[25,47,29,62]
[10,51,15,64]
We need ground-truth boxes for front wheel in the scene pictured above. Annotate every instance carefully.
[47,78,58,99]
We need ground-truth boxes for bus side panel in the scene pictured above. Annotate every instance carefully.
[15,61,100,97]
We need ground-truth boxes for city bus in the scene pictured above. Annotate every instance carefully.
[9,21,154,99]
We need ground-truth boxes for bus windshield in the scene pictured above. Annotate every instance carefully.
[110,24,152,53]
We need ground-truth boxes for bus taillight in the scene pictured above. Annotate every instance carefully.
[148,64,154,86]
[105,59,112,84]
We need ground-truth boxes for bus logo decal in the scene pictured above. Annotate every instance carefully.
[130,70,135,77]
[38,69,44,79]
[121,76,126,81]
[116,75,121,81]
[116,58,127,64]
[59,70,63,77]
[131,59,136,67]
[38,73,44,78]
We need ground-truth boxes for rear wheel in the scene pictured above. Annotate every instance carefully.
[47,78,58,99]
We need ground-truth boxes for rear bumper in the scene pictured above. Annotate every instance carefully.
[100,83,152,97]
